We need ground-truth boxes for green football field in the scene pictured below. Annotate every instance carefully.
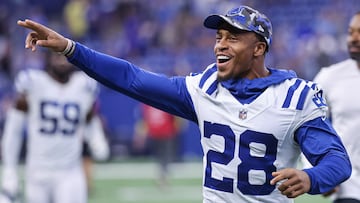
[0,161,331,203]
[88,161,331,203]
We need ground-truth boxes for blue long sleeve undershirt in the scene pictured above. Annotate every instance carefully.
[296,117,351,194]
[68,42,197,122]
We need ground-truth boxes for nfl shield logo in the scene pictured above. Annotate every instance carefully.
[239,109,248,120]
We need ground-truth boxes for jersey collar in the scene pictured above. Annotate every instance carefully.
[220,68,297,104]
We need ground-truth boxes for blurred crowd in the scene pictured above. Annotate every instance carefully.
[0,0,359,158]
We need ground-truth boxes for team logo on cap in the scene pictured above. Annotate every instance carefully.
[225,6,272,46]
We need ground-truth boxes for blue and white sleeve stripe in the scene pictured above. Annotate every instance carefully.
[282,79,319,110]
[198,64,218,96]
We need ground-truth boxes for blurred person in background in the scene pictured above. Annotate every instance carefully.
[17,4,352,203]
[63,0,89,41]
[81,109,109,196]
[0,51,109,203]
[310,11,360,203]
[133,104,182,188]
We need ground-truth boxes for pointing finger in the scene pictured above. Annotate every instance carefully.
[17,19,47,34]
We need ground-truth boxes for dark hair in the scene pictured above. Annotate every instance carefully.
[255,33,269,53]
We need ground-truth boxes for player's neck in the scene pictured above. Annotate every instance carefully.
[48,70,70,84]
[54,76,70,84]
[250,67,270,79]
[246,58,270,79]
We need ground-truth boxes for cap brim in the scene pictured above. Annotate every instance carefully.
[203,15,249,31]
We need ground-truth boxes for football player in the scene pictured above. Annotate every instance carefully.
[17,5,351,203]
[312,11,360,203]
[0,52,109,203]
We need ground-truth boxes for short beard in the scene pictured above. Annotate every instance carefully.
[216,75,226,81]
[349,52,360,62]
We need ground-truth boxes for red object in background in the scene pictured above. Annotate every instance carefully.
[142,105,178,139]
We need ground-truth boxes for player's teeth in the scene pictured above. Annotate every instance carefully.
[217,55,230,60]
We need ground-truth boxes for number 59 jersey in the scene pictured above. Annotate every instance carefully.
[15,69,98,170]
[185,66,327,203]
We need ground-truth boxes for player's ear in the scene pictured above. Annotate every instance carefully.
[254,42,266,56]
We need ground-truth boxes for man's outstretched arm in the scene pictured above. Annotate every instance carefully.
[17,19,197,121]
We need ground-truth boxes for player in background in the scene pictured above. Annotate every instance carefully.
[0,51,109,203]
[82,108,110,196]
[309,11,360,203]
[133,104,182,188]
[17,5,352,203]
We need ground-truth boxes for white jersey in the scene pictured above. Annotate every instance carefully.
[15,69,98,170]
[185,65,326,203]
[314,59,360,200]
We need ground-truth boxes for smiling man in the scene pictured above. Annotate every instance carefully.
[205,7,271,81]
[16,5,351,203]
